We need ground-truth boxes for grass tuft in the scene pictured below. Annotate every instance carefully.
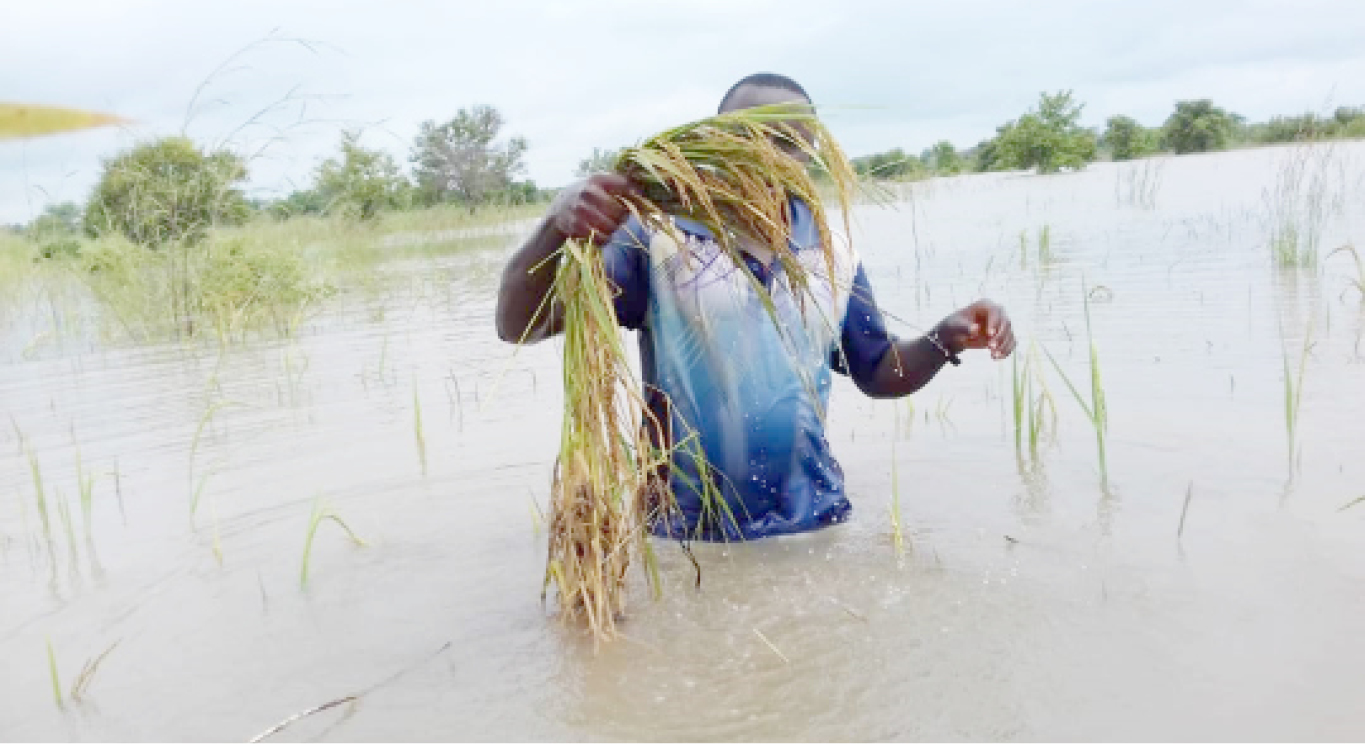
[300,496,367,589]
[1043,281,1108,486]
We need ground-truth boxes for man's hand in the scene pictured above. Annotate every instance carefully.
[935,300,1016,360]
[548,173,636,244]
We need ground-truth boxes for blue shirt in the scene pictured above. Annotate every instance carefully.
[601,199,893,540]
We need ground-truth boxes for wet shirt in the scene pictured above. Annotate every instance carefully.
[601,199,893,540]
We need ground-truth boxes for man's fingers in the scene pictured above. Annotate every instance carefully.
[592,172,633,195]
[573,205,619,243]
[584,185,630,224]
[986,306,1003,339]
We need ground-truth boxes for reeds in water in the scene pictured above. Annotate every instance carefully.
[1044,282,1109,486]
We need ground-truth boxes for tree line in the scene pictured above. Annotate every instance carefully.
[853,92,1365,178]
[12,94,1365,254]
[12,104,545,255]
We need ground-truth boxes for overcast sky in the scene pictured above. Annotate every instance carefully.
[4,0,1365,224]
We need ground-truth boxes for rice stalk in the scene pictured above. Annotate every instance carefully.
[539,106,858,641]
[412,377,428,477]
[542,235,667,638]
[1043,282,1108,485]
[300,496,367,589]
[75,448,95,543]
[46,637,63,709]
[27,448,54,548]
[1329,244,1364,299]
[1011,354,1025,455]
[890,437,905,557]
[70,641,120,704]
[56,488,79,573]
[189,400,240,521]
[1177,481,1194,539]
[1038,224,1053,264]
[1282,320,1313,472]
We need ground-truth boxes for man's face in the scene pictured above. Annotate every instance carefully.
[722,85,815,164]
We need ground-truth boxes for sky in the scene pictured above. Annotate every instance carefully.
[4,0,1365,224]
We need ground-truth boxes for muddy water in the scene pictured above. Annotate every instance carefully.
[4,142,1365,741]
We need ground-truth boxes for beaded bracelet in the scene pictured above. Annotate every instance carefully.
[927,331,962,366]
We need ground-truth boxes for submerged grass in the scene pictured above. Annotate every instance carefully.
[300,496,367,589]
[46,637,62,709]
[1282,320,1313,473]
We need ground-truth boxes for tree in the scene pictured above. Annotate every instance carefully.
[410,105,528,207]
[28,201,82,237]
[28,202,83,259]
[84,137,249,245]
[1102,115,1158,160]
[994,90,1097,174]
[315,130,407,220]
[851,148,924,179]
[969,136,1002,172]
[926,141,961,174]
[575,147,621,177]
[1161,100,1236,154]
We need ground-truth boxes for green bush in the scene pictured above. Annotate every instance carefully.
[1161,100,1236,154]
[85,137,250,246]
[1102,115,1159,160]
[994,91,1097,174]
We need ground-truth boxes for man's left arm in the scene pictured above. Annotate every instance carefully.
[834,267,1016,399]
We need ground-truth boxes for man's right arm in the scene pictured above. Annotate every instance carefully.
[495,174,636,344]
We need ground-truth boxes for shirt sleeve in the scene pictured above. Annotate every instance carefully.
[599,215,651,330]
[829,263,894,386]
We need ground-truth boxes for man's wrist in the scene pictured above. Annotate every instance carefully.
[927,325,963,365]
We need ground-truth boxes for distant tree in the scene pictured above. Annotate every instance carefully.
[994,90,1097,174]
[1101,115,1159,160]
[27,201,83,259]
[269,188,329,219]
[926,140,961,174]
[84,137,249,246]
[969,136,1002,172]
[411,106,528,207]
[28,201,82,237]
[1161,100,1236,154]
[314,130,407,220]
[851,148,924,179]
[575,147,621,177]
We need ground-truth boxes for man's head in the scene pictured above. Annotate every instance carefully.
[717,73,816,162]
[717,72,811,115]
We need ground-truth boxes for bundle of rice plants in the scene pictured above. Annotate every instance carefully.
[542,105,857,641]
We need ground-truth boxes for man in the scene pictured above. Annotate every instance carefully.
[496,73,1016,540]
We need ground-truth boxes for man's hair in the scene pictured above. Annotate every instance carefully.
[717,72,811,114]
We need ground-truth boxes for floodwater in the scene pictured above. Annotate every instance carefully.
[3,142,1365,741]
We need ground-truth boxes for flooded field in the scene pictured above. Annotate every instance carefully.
[3,141,1365,741]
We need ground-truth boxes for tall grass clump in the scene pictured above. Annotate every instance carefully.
[540,104,857,641]
[1012,344,1058,464]
[1115,157,1165,209]
[1037,225,1054,265]
[1044,282,1108,486]
[1265,142,1345,268]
